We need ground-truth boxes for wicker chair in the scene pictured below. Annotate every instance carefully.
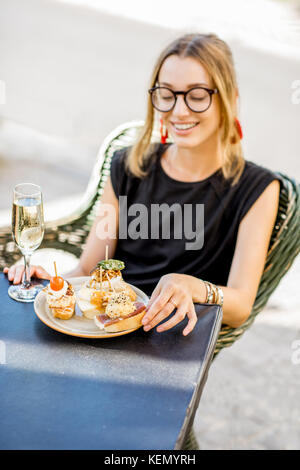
[1,121,299,449]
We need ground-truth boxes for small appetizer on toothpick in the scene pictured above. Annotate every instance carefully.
[76,245,138,319]
[94,294,146,333]
[44,262,76,320]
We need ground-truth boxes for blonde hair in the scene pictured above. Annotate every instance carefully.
[126,33,245,185]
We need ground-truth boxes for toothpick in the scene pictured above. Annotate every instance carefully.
[106,272,115,292]
[105,245,108,261]
[100,266,103,293]
[54,261,58,277]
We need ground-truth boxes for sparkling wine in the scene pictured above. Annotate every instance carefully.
[8,183,45,303]
[12,197,44,255]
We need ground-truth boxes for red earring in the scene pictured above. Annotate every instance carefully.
[234,117,243,140]
[160,118,168,144]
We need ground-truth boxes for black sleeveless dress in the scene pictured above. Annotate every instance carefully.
[109,144,281,297]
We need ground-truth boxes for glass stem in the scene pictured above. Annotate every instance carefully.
[22,254,31,288]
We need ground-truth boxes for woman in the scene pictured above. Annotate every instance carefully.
[4,33,281,336]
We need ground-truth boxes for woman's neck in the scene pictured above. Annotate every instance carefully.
[165,138,223,182]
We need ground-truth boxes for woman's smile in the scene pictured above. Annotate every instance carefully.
[171,121,200,135]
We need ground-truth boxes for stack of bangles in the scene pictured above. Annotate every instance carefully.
[203,281,224,307]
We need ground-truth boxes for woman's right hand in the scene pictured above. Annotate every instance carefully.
[3,265,51,284]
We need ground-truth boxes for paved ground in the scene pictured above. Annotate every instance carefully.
[0,0,299,450]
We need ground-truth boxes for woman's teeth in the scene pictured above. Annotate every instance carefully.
[173,123,198,130]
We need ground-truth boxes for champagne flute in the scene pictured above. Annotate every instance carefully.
[8,183,45,302]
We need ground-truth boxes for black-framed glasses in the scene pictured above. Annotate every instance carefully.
[148,86,218,113]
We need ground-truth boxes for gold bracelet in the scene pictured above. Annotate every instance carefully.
[211,283,219,303]
[204,281,214,303]
[217,286,224,307]
[204,282,224,307]
[208,282,215,303]
[203,280,209,303]
[213,285,224,307]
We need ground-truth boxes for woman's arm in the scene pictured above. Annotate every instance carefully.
[143,179,280,333]
[65,175,119,277]
[217,178,280,327]
[185,179,280,327]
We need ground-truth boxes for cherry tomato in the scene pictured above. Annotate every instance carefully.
[50,276,64,291]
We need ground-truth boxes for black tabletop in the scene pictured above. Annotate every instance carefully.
[0,273,222,450]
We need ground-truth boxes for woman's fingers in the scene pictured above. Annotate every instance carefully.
[156,299,190,333]
[142,274,198,335]
[143,298,178,331]
[145,283,162,312]
[4,265,18,282]
[3,264,50,284]
[158,301,197,335]
[34,266,51,280]
[144,294,198,335]
[142,283,174,326]
[12,265,25,284]
[4,265,24,284]
[182,306,198,336]
[3,266,11,278]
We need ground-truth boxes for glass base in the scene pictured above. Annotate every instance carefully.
[8,283,44,303]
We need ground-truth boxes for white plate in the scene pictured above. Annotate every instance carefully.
[34,276,149,338]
